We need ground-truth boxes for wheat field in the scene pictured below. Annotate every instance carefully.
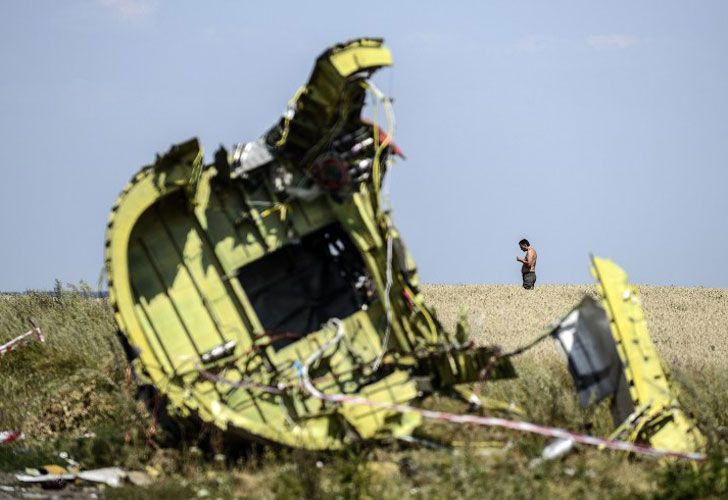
[423,284,728,372]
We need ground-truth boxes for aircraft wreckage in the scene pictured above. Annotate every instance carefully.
[105,38,705,455]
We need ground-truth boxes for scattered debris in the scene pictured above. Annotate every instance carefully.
[16,466,151,489]
[76,467,126,488]
[541,437,575,461]
[58,451,80,469]
[0,431,23,445]
[15,471,77,489]
[144,465,161,478]
[127,470,154,487]
[36,465,69,476]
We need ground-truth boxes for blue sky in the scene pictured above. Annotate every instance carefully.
[1,0,727,290]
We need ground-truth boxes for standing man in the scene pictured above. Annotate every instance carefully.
[517,239,537,289]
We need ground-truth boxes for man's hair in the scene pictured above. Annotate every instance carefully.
[519,238,530,247]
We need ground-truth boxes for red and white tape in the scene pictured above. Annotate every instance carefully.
[0,327,44,358]
[0,329,41,445]
[0,431,24,445]
[294,320,710,462]
[196,319,713,462]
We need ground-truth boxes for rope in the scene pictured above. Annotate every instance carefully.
[501,330,553,358]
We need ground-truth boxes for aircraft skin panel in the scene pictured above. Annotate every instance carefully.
[132,212,223,359]
[131,292,176,375]
[161,204,245,345]
[592,256,706,453]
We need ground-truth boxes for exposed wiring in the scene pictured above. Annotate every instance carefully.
[275,86,307,148]
[362,79,399,369]
[501,330,553,358]
[364,80,395,201]
[195,362,286,395]
[371,231,394,372]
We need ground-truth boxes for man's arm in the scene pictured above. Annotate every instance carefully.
[517,250,534,266]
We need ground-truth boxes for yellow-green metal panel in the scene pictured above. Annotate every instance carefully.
[591,256,705,453]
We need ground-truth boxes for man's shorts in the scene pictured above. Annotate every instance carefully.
[522,272,536,289]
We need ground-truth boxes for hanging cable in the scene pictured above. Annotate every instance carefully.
[275,86,307,148]
[364,80,396,203]
[371,231,394,371]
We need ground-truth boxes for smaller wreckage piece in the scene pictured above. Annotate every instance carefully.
[551,256,705,455]
[105,38,515,450]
